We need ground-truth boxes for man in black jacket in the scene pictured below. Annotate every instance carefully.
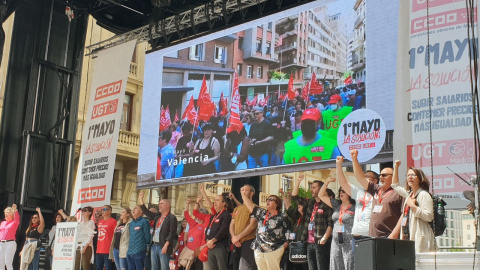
[206,194,232,270]
[139,191,178,270]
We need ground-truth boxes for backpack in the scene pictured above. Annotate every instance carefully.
[430,195,447,237]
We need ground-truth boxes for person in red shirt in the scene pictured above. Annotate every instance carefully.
[96,205,117,270]
[173,219,187,270]
[0,204,20,270]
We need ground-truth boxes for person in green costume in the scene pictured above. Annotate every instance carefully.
[284,108,341,164]
[322,95,353,140]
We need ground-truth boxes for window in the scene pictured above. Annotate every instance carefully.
[214,46,227,64]
[247,65,253,79]
[189,43,204,61]
[267,22,273,31]
[467,235,471,240]
[120,94,133,131]
[257,66,263,79]
[467,224,471,230]
[266,42,271,54]
[256,39,262,53]
[238,37,243,49]
[237,63,243,76]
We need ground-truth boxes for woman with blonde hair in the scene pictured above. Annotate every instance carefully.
[20,207,45,270]
[0,204,20,270]
[109,207,132,270]
[392,160,436,252]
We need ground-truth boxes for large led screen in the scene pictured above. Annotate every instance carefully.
[138,0,396,187]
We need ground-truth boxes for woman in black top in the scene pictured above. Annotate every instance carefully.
[20,207,45,270]
[109,207,132,270]
[186,123,220,176]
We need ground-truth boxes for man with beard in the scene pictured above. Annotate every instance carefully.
[283,109,340,164]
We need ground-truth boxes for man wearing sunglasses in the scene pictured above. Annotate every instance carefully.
[247,106,273,168]
[350,150,403,238]
[96,205,117,270]
[139,191,178,270]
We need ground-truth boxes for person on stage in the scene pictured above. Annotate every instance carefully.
[20,207,45,270]
[0,204,20,270]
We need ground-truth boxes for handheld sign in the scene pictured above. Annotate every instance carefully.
[337,109,386,163]
[52,222,79,270]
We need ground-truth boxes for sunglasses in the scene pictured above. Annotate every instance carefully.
[102,208,111,211]
[379,173,393,177]
[254,112,262,115]
[267,197,276,202]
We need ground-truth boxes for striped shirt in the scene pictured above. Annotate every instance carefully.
[127,216,151,255]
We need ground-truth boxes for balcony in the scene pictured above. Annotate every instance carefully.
[259,192,271,208]
[275,42,297,53]
[75,121,140,159]
[129,62,138,78]
[352,58,365,71]
[272,57,306,70]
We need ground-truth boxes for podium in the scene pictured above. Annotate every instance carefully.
[354,238,415,270]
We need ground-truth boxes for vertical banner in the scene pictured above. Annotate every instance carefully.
[396,0,478,208]
[52,222,79,270]
[71,40,137,212]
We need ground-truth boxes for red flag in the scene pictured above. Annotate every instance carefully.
[219,92,228,116]
[160,105,171,131]
[165,105,172,124]
[302,82,310,102]
[182,96,195,120]
[198,103,215,121]
[310,72,323,94]
[277,89,285,101]
[198,75,213,108]
[287,74,296,100]
[227,72,243,134]
[258,95,269,107]
[246,95,258,107]
[344,75,353,85]
[182,96,198,126]
[174,110,179,122]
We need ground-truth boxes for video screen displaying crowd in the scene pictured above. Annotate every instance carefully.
[157,82,366,181]
[1,149,445,270]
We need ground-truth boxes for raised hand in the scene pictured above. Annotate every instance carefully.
[394,160,401,169]
[325,176,336,184]
[36,207,41,212]
[12,204,17,211]
[186,198,191,205]
[196,195,203,204]
[336,156,344,164]
[278,188,284,195]
[350,149,358,160]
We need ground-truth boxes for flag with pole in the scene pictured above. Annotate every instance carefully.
[309,72,323,94]
[227,72,243,134]
[174,110,179,122]
[302,82,310,102]
[286,73,296,100]
[219,92,228,116]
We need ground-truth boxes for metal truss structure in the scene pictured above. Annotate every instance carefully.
[86,0,315,55]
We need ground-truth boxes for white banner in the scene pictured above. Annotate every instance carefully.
[71,40,137,212]
[52,222,79,270]
[395,0,478,208]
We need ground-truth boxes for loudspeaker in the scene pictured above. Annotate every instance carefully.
[355,238,415,270]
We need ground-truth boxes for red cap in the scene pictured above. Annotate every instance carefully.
[199,247,209,262]
[301,108,321,122]
[328,94,342,104]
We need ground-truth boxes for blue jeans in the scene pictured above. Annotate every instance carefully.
[96,253,113,270]
[27,249,40,270]
[247,154,269,168]
[113,248,128,270]
[127,252,146,270]
[151,244,170,270]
